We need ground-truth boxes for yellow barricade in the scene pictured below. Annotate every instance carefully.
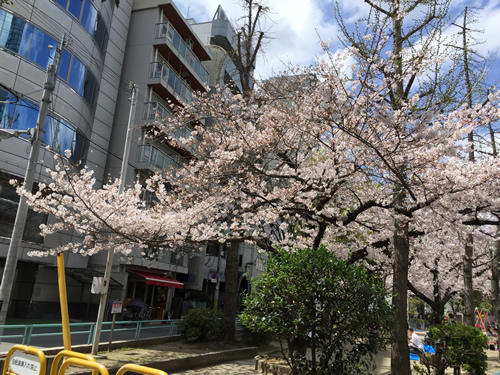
[116,364,168,375]
[2,345,46,375]
[50,350,97,375]
[56,358,108,375]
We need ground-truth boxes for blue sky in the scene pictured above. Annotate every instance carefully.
[176,0,500,85]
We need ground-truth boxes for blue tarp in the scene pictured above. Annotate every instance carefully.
[410,345,436,361]
[424,345,436,353]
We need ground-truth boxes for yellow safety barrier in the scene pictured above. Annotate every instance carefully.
[50,350,97,375]
[56,358,108,375]
[2,345,46,375]
[116,364,168,375]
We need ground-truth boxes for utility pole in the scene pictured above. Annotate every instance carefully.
[0,34,67,329]
[91,82,138,355]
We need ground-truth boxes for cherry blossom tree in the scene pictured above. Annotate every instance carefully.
[332,0,500,371]
[15,6,500,372]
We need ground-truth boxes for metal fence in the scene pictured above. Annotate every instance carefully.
[0,319,181,348]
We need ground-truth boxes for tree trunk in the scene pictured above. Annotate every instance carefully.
[463,233,475,326]
[491,238,500,359]
[223,241,240,342]
[391,217,411,375]
[390,1,411,371]
[460,6,476,329]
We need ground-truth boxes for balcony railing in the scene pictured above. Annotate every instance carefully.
[150,61,193,104]
[144,101,171,121]
[155,22,210,85]
[137,144,183,171]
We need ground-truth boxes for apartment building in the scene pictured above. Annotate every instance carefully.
[0,0,265,321]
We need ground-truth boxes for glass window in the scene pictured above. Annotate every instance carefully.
[56,0,68,8]
[72,131,88,163]
[8,18,33,58]
[68,0,83,20]
[0,171,20,202]
[68,56,85,94]
[12,104,38,131]
[0,172,47,244]
[0,9,8,47]
[0,90,15,129]
[0,90,89,163]
[81,0,97,35]
[58,49,71,80]
[29,29,56,68]
[43,117,76,154]
[83,70,97,107]
[94,13,108,53]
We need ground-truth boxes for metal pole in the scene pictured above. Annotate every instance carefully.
[91,83,137,355]
[0,34,66,329]
[57,253,71,350]
[213,244,223,311]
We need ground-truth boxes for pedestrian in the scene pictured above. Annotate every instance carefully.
[408,327,424,355]
[181,296,194,318]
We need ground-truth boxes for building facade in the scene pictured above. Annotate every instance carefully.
[0,0,265,322]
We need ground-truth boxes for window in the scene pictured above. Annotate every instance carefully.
[256,256,267,271]
[68,0,83,20]
[83,69,98,107]
[0,171,48,244]
[52,0,108,53]
[0,10,99,109]
[206,244,227,259]
[29,29,56,68]
[68,57,85,94]
[81,0,97,35]
[58,49,71,80]
[0,88,89,164]
[94,13,108,53]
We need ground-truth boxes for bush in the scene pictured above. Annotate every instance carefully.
[239,245,394,374]
[416,323,488,375]
[178,308,226,342]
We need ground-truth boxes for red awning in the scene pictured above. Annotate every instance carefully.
[131,270,184,289]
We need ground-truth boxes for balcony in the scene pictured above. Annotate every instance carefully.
[136,143,183,173]
[155,22,210,88]
[142,101,198,156]
[150,61,193,105]
[143,101,171,121]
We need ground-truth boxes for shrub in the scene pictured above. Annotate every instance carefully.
[416,323,488,375]
[178,308,225,342]
[239,245,394,374]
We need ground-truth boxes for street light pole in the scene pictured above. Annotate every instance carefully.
[0,34,67,328]
[91,83,137,355]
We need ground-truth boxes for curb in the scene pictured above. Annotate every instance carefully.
[73,347,259,375]
[0,336,184,357]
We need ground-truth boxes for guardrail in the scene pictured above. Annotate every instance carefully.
[0,319,181,348]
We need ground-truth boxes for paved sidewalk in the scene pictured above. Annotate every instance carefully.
[1,338,500,374]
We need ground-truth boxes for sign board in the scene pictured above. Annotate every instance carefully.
[91,277,104,294]
[210,273,218,283]
[9,352,41,375]
[111,301,123,314]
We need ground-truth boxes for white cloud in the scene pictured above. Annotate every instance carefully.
[176,0,340,79]
[176,0,500,83]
